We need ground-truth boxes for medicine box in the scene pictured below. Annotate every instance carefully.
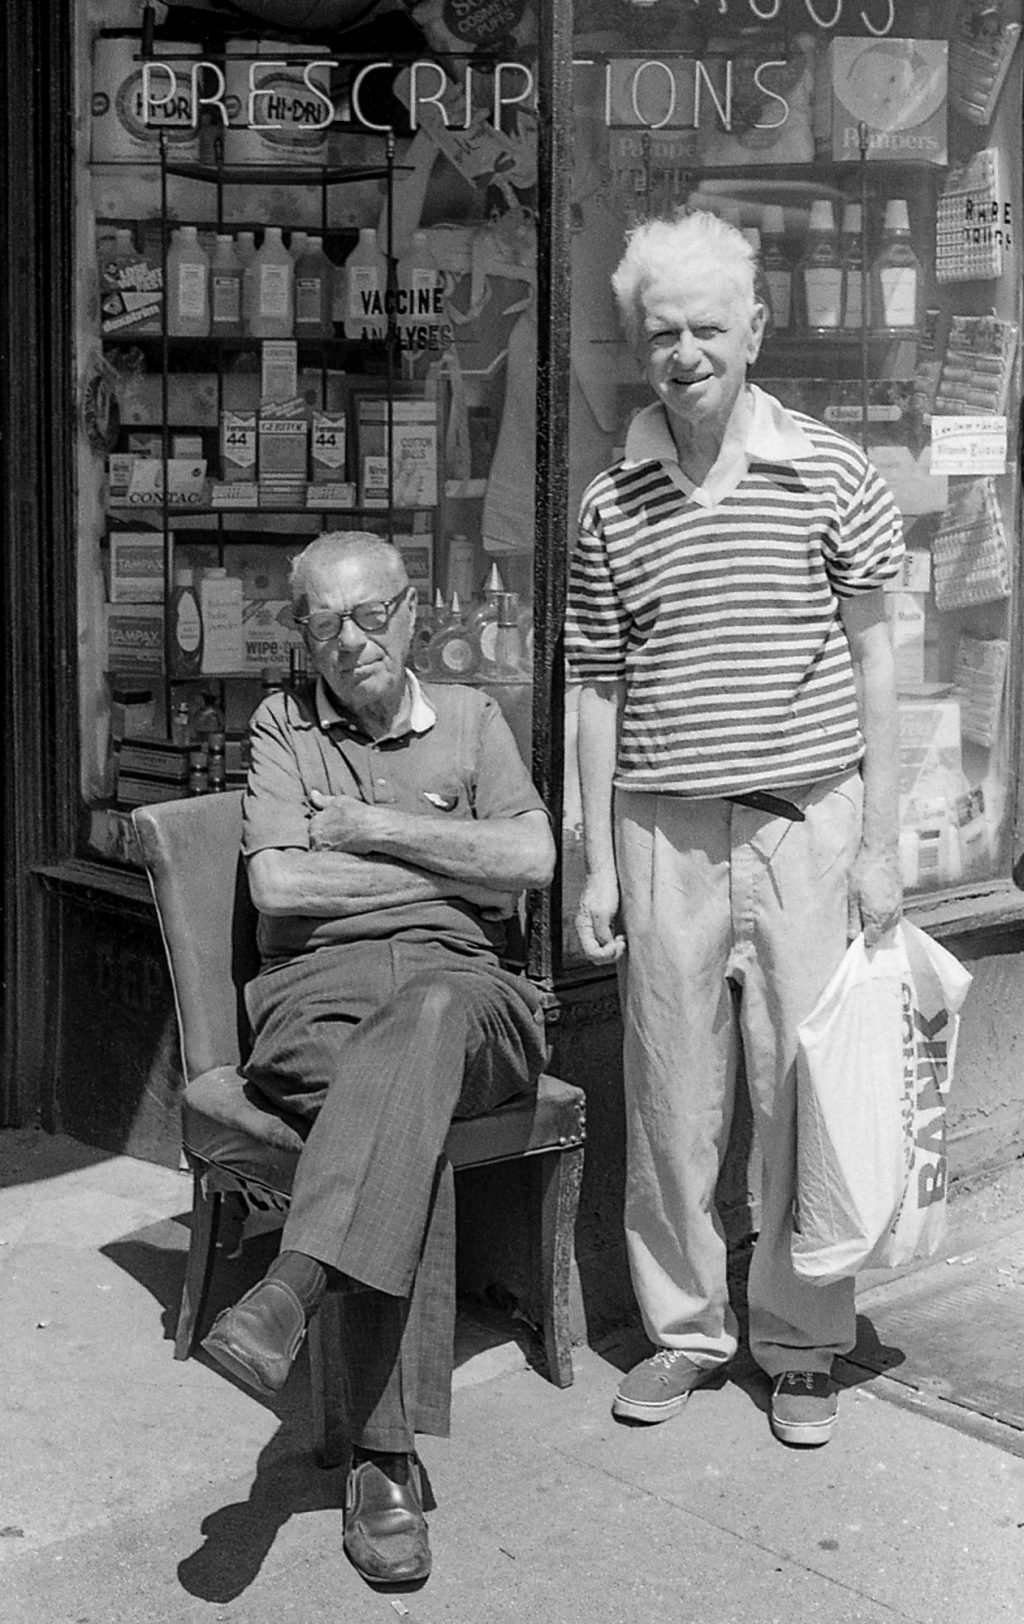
[310,411,346,481]
[106,602,164,674]
[898,694,962,806]
[830,39,948,165]
[242,599,303,675]
[108,531,166,602]
[221,410,258,480]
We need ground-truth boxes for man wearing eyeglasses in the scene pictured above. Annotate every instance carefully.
[202,530,554,1586]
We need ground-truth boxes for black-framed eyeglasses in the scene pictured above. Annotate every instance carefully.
[295,588,410,642]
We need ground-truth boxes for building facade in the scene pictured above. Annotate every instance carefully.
[3,0,1023,1335]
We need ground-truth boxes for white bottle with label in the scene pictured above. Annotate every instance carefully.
[342,227,387,341]
[168,566,204,676]
[166,225,210,338]
[796,200,842,334]
[210,234,243,337]
[293,234,334,338]
[395,229,442,349]
[198,567,245,674]
[871,199,923,335]
[840,203,867,330]
[760,205,792,332]
[249,226,294,339]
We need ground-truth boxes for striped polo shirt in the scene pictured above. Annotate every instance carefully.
[565,385,904,798]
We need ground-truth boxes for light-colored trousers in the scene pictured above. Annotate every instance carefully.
[614,772,864,1378]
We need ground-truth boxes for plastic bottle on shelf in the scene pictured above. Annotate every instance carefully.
[234,230,256,333]
[166,225,210,338]
[293,234,334,339]
[342,227,387,341]
[482,591,527,680]
[210,234,243,337]
[395,229,442,349]
[760,205,792,333]
[871,199,923,335]
[288,230,310,269]
[248,226,294,339]
[839,202,867,330]
[193,689,224,743]
[411,591,443,676]
[170,697,192,746]
[795,200,842,334]
[168,567,204,676]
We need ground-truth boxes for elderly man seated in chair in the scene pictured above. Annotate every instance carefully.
[202,530,555,1586]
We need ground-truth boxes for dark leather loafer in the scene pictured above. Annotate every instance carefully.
[343,1456,431,1584]
[201,1277,306,1397]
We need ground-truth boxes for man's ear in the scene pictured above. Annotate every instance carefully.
[749,301,767,362]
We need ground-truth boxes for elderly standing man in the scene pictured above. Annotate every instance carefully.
[202,531,554,1584]
[566,210,904,1449]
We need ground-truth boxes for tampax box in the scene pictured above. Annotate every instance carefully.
[106,602,164,674]
[108,530,166,602]
[830,39,948,165]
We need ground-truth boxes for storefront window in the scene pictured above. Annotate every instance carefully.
[563,0,1023,965]
[76,0,540,863]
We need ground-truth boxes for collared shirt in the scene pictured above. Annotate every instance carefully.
[242,675,546,964]
[565,385,904,798]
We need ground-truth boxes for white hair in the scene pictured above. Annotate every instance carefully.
[289,531,408,617]
[611,209,758,345]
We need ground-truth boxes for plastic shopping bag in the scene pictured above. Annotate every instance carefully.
[792,921,972,1283]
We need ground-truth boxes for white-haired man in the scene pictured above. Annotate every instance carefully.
[202,532,554,1583]
[566,211,903,1448]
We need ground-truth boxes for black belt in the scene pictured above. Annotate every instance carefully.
[724,791,805,823]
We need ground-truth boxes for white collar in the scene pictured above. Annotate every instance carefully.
[621,385,815,506]
[315,669,436,740]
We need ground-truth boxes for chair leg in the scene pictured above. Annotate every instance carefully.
[536,1144,585,1388]
[308,1292,349,1470]
[174,1171,222,1360]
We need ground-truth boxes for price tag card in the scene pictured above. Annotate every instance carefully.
[930,415,1008,475]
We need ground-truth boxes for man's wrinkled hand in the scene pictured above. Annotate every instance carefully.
[848,845,903,947]
[308,789,385,853]
[575,872,626,965]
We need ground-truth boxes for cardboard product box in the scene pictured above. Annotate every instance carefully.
[357,397,437,508]
[106,602,164,674]
[109,530,166,602]
[116,738,192,783]
[107,457,208,511]
[258,399,308,507]
[261,341,298,406]
[310,411,347,482]
[115,774,191,808]
[830,39,948,165]
[898,693,962,806]
[242,599,303,675]
[886,592,927,688]
[221,410,258,481]
[394,534,433,601]
[99,247,163,336]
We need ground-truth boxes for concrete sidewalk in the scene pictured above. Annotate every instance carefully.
[2,1127,1022,1624]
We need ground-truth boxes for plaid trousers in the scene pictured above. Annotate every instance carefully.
[243,939,546,1451]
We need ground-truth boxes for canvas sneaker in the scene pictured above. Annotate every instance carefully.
[612,1349,717,1423]
[770,1370,838,1446]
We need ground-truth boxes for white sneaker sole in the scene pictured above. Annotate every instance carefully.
[770,1409,837,1447]
[611,1389,695,1424]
